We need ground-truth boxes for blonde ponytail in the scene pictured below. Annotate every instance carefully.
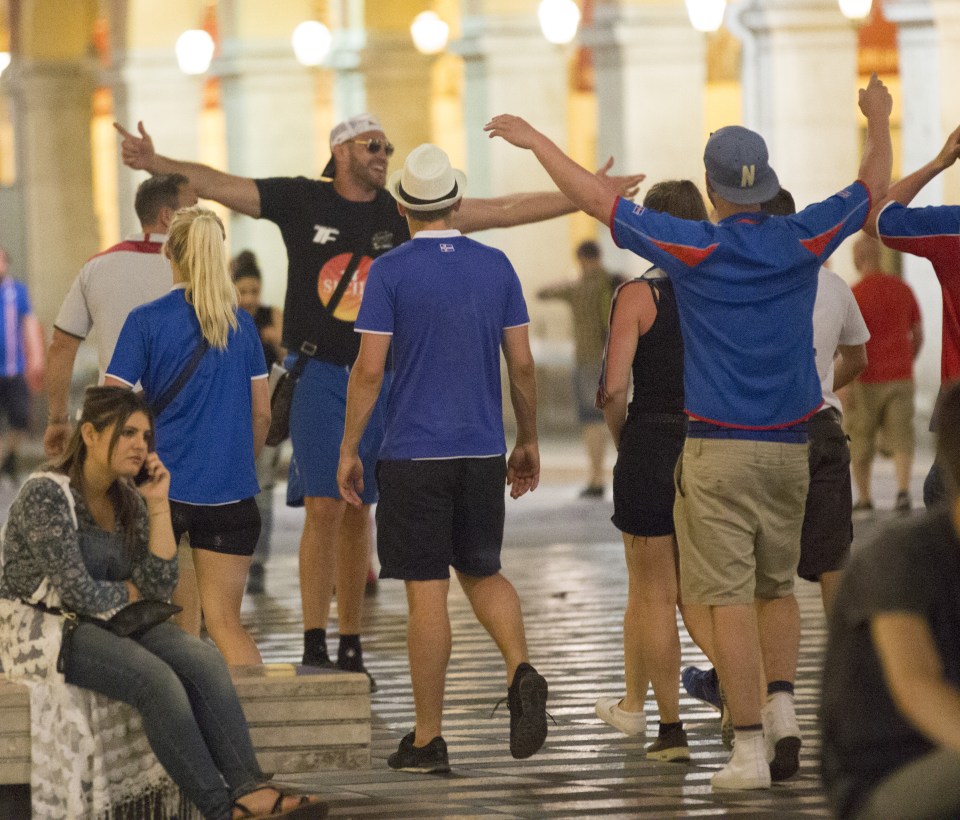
[165,206,238,349]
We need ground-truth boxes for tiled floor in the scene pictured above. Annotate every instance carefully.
[0,437,932,818]
[242,445,932,819]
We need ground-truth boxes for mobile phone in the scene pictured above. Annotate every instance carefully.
[134,452,153,486]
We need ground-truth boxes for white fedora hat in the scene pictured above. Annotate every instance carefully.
[388,143,467,211]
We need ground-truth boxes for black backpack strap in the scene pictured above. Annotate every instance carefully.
[151,337,210,417]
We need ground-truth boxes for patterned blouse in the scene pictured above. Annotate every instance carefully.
[0,476,178,616]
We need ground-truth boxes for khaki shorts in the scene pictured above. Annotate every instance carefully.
[846,380,915,462]
[674,437,810,605]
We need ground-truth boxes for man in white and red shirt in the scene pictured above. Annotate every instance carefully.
[43,174,196,456]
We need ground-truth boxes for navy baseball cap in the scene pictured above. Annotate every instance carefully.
[704,126,780,205]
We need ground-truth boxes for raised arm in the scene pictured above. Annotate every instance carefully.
[483,116,637,225]
[864,123,960,237]
[856,73,894,210]
[453,158,644,233]
[114,121,262,218]
[502,324,539,499]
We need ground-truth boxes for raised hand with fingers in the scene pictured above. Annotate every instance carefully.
[858,73,893,121]
[595,157,645,201]
[483,115,544,150]
[114,121,157,173]
[935,123,960,172]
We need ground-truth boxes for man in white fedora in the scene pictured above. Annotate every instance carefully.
[337,143,548,773]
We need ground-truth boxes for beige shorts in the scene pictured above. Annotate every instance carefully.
[674,437,810,605]
[846,380,915,462]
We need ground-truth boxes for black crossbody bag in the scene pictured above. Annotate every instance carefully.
[266,252,364,446]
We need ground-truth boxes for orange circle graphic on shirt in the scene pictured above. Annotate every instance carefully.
[317,253,373,322]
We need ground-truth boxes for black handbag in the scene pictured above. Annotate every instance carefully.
[21,599,183,673]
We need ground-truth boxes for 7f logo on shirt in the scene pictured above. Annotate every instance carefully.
[313,225,340,244]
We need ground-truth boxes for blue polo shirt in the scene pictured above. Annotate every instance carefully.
[355,231,529,460]
[611,181,870,431]
[107,287,268,504]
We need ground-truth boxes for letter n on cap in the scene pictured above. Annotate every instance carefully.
[741,165,756,188]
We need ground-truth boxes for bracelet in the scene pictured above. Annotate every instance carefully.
[47,415,69,424]
[149,505,171,517]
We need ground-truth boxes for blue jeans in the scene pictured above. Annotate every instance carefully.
[64,621,264,820]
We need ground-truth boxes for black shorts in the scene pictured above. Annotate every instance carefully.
[0,375,30,430]
[798,408,852,581]
[611,416,686,537]
[170,497,261,556]
[375,457,506,581]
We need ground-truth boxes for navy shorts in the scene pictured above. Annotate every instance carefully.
[612,416,686,537]
[170,497,261,556]
[375,457,506,581]
[286,357,391,506]
[0,375,30,430]
[798,408,853,581]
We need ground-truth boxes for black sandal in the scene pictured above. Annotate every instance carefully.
[232,787,329,819]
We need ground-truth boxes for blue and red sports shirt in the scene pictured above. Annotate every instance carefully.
[877,201,960,384]
[611,181,871,430]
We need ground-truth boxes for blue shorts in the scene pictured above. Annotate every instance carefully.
[286,357,391,506]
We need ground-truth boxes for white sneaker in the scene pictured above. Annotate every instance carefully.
[595,696,647,736]
[711,734,771,790]
[762,691,801,781]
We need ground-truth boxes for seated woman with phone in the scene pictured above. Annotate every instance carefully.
[0,386,325,819]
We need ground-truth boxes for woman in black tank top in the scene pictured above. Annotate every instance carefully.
[593,181,709,761]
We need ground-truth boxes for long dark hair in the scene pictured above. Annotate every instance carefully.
[52,387,154,551]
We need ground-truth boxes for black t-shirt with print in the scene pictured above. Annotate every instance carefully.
[256,176,410,366]
[820,508,960,818]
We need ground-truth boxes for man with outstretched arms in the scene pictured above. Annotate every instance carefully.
[485,73,892,790]
[45,174,197,458]
[115,114,642,686]
[864,123,960,507]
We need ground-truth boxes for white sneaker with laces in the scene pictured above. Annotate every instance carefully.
[594,696,647,736]
[711,734,771,790]
[762,691,801,781]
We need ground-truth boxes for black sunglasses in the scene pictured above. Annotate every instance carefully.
[349,138,395,157]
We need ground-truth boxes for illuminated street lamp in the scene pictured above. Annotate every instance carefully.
[175,29,215,75]
[292,20,332,66]
[538,0,581,45]
[838,0,872,19]
[410,11,449,55]
[686,0,726,32]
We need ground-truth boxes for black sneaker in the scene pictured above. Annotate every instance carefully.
[507,662,548,759]
[579,484,604,499]
[645,724,690,762]
[387,731,450,773]
[301,650,336,670]
[337,647,377,692]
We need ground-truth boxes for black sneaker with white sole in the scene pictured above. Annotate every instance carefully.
[507,662,548,759]
[337,647,377,692]
[387,731,450,774]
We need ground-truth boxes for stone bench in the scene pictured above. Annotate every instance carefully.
[0,663,370,785]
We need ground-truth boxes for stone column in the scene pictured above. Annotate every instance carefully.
[932,0,960,206]
[886,0,941,413]
[216,37,320,305]
[455,11,572,306]
[111,50,206,238]
[738,0,860,279]
[588,0,707,277]
[8,61,99,327]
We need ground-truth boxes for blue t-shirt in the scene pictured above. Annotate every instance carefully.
[611,181,870,429]
[0,278,31,377]
[106,288,268,504]
[355,231,529,460]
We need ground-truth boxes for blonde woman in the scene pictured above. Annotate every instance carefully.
[106,206,270,665]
